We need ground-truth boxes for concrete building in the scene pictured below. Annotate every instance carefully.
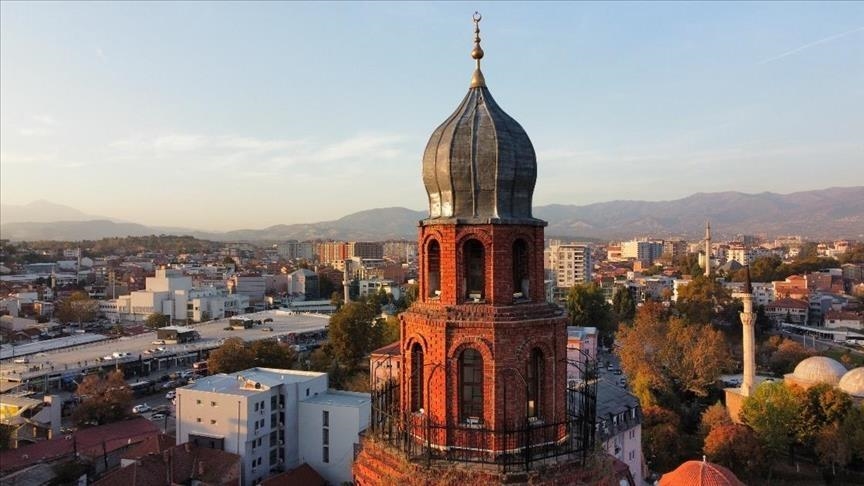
[595,381,643,484]
[620,239,664,265]
[175,368,369,486]
[286,269,319,300]
[765,297,809,325]
[229,275,266,303]
[100,267,192,323]
[546,242,592,302]
[348,242,384,260]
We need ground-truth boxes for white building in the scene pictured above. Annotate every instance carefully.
[546,242,592,302]
[100,267,192,323]
[620,239,664,264]
[175,368,369,486]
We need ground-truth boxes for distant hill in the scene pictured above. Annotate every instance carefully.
[2,187,862,242]
[0,200,118,224]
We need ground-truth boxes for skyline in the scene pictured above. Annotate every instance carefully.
[2,2,863,231]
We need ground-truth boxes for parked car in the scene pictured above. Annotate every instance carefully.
[165,390,176,400]
[151,340,166,345]
[132,404,151,414]
[150,412,167,421]
[13,357,29,364]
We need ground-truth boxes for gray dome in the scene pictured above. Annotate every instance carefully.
[838,367,864,398]
[791,356,847,386]
[421,85,541,225]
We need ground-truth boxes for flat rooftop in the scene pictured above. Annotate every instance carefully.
[302,390,371,408]
[183,368,326,396]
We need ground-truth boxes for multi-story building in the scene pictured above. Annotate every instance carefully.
[286,269,319,300]
[661,239,688,263]
[546,242,592,302]
[726,242,750,266]
[347,242,384,260]
[620,239,664,264]
[765,297,809,325]
[229,275,266,303]
[176,368,370,486]
[100,267,192,323]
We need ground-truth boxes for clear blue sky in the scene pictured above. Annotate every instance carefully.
[2,1,862,231]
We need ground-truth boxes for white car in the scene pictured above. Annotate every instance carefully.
[150,412,167,421]
[132,404,151,414]
[165,390,176,400]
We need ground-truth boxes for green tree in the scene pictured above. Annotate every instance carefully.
[840,404,864,463]
[250,339,297,369]
[72,371,132,426]
[208,337,256,374]
[328,301,380,367]
[796,383,852,447]
[814,422,851,477]
[145,312,171,329]
[565,283,614,342]
[612,287,636,323]
[0,424,14,450]
[674,275,731,325]
[741,381,802,465]
[56,291,98,327]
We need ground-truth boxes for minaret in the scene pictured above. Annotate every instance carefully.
[704,220,712,278]
[342,259,351,303]
[739,266,756,396]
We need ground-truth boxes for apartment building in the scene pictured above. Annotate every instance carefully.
[175,368,369,486]
[546,243,592,302]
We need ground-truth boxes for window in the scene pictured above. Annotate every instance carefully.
[427,240,441,298]
[464,240,485,300]
[411,343,424,412]
[512,239,530,300]
[255,402,259,411]
[196,417,202,423]
[323,446,329,463]
[527,348,544,418]
[257,437,262,447]
[322,410,329,427]
[459,348,484,421]
[210,419,217,425]
[196,399,202,405]
[306,388,310,397]
[211,401,217,407]
[322,428,329,445]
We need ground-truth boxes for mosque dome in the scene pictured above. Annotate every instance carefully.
[789,356,847,387]
[659,459,744,486]
[838,367,864,398]
[421,13,540,225]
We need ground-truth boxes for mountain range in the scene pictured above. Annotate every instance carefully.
[1,187,862,242]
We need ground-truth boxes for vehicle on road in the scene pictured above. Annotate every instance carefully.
[150,412,167,421]
[132,404,151,414]
[13,357,29,364]
[165,390,176,400]
[612,369,622,375]
[152,340,166,345]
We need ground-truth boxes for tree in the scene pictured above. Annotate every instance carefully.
[56,291,98,327]
[796,383,852,447]
[250,339,296,369]
[840,404,864,463]
[642,406,684,474]
[328,301,381,367]
[0,424,14,450]
[674,275,731,325]
[766,338,813,375]
[704,424,764,479]
[208,337,255,374]
[699,401,732,437]
[72,371,132,426]
[616,303,731,409]
[814,423,851,477]
[145,312,171,329]
[565,283,614,343]
[612,287,636,323]
[741,381,802,464]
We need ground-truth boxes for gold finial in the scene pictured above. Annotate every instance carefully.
[470,11,486,88]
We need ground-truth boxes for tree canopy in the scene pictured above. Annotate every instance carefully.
[56,291,99,326]
[208,337,297,374]
[565,283,614,342]
[72,371,132,426]
[145,312,171,329]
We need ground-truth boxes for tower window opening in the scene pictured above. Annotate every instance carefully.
[513,239,530,301]
[411,343,424,412]
[527,348,544,419]
[463,239,486,301]
[427,240,441,299]
[459,348,484,422]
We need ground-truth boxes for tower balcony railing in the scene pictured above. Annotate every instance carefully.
[368,380,596,473]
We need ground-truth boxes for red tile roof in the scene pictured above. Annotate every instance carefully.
[0,418,159,473]
[261,463,326,486]
[768,297,809,310]
[94,442,242,486]
[659,459,744,486]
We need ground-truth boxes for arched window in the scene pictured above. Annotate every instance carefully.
[459,348,484,421]
[410,343,424,412]
[464,239,485,301]
[512,239,529,301]
[427,240,441,299]
[527,348,544,418]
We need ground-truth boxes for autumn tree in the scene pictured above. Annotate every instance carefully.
[814,423,851,477]
[566,283,614,343]
[795,383,852,447]
[642,406,684,474]
[766,338,813,375]
[208,337,255,374]
[840,404,864,464]
[56,291,98,327]
[699,401,732,437]
[145,312,171,329]
[250,339,297,369]
[704,424,764,480]
[72,371,132,426]
[616,302,731,409]
[741,381,802,465]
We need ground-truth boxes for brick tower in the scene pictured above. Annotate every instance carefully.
[355,14,600,485]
